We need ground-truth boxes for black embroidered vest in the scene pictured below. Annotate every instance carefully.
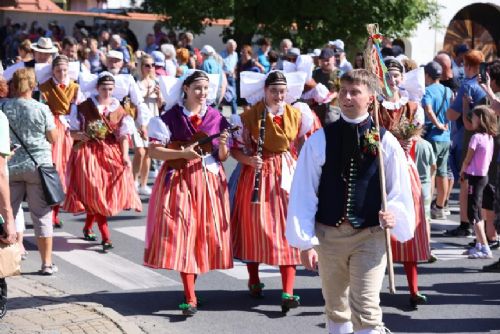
[315,117,386,229]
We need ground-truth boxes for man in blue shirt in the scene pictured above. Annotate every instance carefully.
[257,38,271,73]
[422,61,452,219]
[200,45,227,106]
[110,34,131,74]
[144,34,158,55]
[446,49,486,236]
[220,39,238,114]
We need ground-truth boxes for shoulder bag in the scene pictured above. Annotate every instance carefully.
[8,125,65,207]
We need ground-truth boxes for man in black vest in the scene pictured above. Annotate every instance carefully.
[287,69,415,334]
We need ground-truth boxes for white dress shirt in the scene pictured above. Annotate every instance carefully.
[286,112,416,250]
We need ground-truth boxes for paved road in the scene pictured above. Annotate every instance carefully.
[10,157,500,334]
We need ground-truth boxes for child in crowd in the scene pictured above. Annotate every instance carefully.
[461,105,497,259]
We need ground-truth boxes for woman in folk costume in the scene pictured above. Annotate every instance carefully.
[378,58,431,309]
[64,72,142,252]
[143,70,233,316]
[39,55,85,228]
[230,70,315,313]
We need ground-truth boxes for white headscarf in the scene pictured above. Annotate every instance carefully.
[239,70,307,105]
[158,69,220,111]
[282,55,314,81]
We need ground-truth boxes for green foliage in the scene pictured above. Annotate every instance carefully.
[142,0,439,51]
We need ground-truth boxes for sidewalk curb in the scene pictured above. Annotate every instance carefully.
[4,275,144,334]
[87,303,144,334]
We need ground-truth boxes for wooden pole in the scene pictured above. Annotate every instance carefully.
[365,23,396,294]
[373,99,396,294]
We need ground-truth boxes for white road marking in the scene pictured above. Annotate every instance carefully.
[114,226,146,241]
[114,226,282,279]
[24,232,180,290]
[221,260,281,280]
[430,241,469,261]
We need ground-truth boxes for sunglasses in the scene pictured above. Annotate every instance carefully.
[143,63,153,68]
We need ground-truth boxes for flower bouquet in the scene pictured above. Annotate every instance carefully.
[87,120,108,139]
[390,114,423,141]
[74,119,109,149]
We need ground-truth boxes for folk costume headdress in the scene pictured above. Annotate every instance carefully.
[157,69,220,111]
[239,70,307,105]
[97,71,115,86]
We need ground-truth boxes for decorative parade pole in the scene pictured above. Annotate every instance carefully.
[364,23,396,294]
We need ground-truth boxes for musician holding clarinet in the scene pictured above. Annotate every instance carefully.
[230,70,316,313]
[143,70,233,316]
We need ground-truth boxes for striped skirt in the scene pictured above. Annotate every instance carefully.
[63,138,142,216]
[52,116,73,193]
[391,159,431,262]
[143,159,233,274]
[231,152,301,266]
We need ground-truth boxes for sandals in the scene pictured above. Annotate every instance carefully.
[179,302,197,316]
[83,229,97,241]
[281,292,300,313]
[248,282,265,298]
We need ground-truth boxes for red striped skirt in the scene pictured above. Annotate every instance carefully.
[231,152,301,266]
[63,138,142,216]
[143,159,233,274]
[52,116,73,192]
[391,159,431,262]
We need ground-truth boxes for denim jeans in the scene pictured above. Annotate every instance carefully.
[226,75,238,115]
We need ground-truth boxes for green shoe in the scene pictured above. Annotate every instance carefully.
[53,219,63,228]
[179,302,197,316]
[281,292,300,313]
[102,241,114,253]
[410,293,427,309]
[83,229,97,241]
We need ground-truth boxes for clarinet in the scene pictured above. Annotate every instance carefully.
[251,106,268,203]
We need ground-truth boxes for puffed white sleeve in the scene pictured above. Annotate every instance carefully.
[229,114,245,148]
[68,104,81,131]
[147,116,171,145]
[118,115,136,138]
[286,129,326,250]
[382,131,416,242]
[129,77,152,127]
[293,102,315,137]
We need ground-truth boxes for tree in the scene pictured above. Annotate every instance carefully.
[142,0,439,52]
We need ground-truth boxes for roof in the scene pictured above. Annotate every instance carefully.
[1,0,63,12]
[0,6,232,26]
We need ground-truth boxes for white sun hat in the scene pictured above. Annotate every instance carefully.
[31,37,58,53]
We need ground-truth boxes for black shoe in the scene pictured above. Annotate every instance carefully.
[444,226,472,237]
[482,259,500,272]
[469,239,499,249]
[488,239,499,250]
[281,293,300,313]
[0,298,6,319]
[102,241,114,253]
[0,278,6,319]
[83,229,97,241]
[179,303,197,316]
[409,293,427,309]
[248,282,265,298]
[53,219,63,228]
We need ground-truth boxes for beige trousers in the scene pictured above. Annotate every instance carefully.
[315,222,387,332]
[9,169,53,238]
